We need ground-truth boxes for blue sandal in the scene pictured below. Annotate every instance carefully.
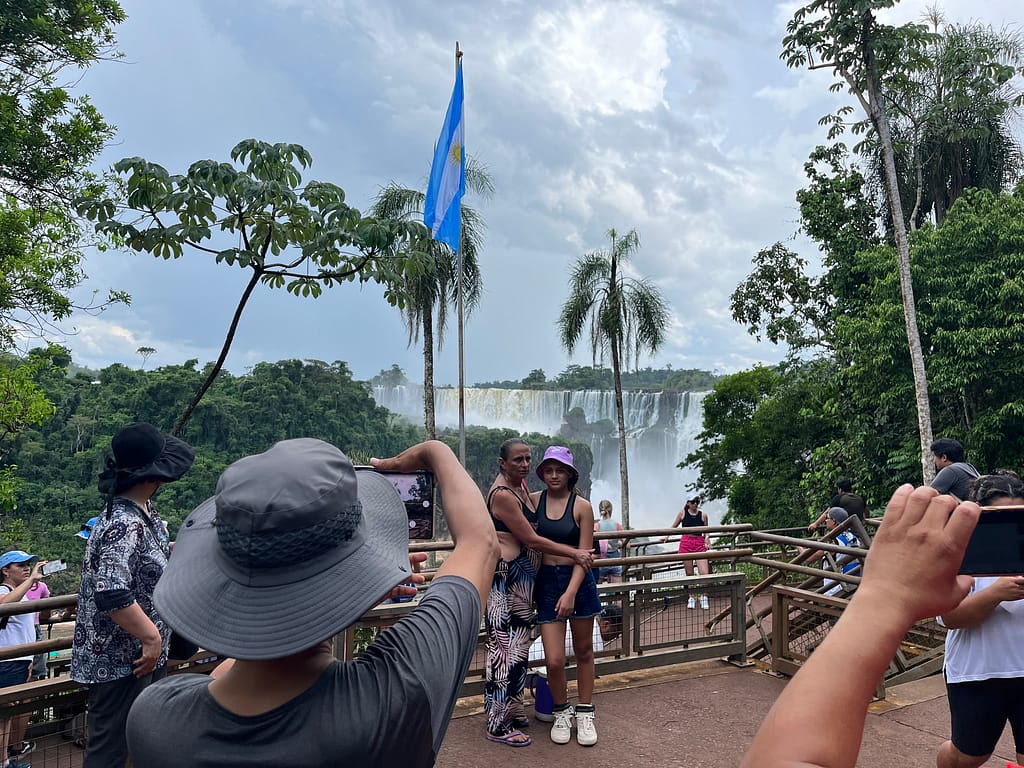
[486,729,532,747]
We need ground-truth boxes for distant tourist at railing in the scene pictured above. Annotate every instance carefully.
[663,492,711,609]
[1,550,48,768]
[808,478,868,530]
[740,484,981,768]
[24,574,50,685]
[594,499,625,584]
[529,446,601,747]
[936,470,1024,768]
[70,422,195,768]
[126,439,499,768]
[482,438,593,748]
[929,437,980,502]
[801,507,862,597]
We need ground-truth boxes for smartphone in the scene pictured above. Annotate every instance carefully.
[959,505,1024,575]
[41,559,67,576]
[356,468,435,540]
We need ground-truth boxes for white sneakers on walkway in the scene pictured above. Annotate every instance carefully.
[687,596,696,609]
[550,705,598,746]
[575,707,598,746]
[700,595,709,610]
[550,706,574,744]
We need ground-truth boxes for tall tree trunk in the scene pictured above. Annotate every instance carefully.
[173,268,262,437]
[611,340,630,530]
[862,16,935,482]
[422,314,436,440]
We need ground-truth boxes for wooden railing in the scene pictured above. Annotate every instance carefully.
[0,517,950,759]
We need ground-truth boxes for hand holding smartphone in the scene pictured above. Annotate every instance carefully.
[41,559,67,576]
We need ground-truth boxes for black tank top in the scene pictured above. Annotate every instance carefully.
[486,485,536,533]
[680,507,704,530]
[536,490,580,547]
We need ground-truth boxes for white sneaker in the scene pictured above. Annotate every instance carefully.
[687,596,696,609]
[550,706,574,744]
[700,595,709,610]
[575,707,597,746]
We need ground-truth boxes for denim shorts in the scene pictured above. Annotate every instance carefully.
[0,659,31,688]
[536,564,603,623]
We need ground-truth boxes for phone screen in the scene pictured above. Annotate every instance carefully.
[41,559,68,576]
[356,469,435,540]
[960,505,1024,575]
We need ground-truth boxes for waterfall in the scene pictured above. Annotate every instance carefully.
[371,385,723,530]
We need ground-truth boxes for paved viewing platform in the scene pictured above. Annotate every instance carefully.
[437,659,1019,767]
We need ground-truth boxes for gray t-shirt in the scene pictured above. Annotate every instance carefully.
[930,462,980,501]
[126,576,480,768]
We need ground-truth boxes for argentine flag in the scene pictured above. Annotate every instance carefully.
[424,60,465,251]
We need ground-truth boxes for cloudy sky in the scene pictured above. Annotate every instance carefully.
[63,0,1021,386]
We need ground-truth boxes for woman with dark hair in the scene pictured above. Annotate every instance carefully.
[70,423,194,768]
[936,470,1024,768]
[665,492,711,609]
[1,551,47,768]
[483,438,593,748]
[531,446,602,747]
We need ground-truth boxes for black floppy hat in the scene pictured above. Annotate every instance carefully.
[97,422,195,495]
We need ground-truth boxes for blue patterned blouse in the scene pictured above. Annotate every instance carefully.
[70,498,171,684]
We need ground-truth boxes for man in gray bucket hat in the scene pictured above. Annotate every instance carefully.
[126,439,498,767]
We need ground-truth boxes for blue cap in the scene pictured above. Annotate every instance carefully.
[0,550,38,570]
[75,516,99,540]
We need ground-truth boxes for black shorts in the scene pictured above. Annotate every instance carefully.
[946,676,1024,757]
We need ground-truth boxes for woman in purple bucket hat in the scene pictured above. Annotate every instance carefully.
[530,446,602,748]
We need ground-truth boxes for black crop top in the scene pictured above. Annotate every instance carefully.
[680,507,704,529]
[535,491,580,547]
[486,485,537,533]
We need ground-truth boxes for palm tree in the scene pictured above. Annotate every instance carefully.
[866,13,1024,229]
[558,228,670,529]
[372,157,492,438]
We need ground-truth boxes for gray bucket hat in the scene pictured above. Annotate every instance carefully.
[154,438,410,660]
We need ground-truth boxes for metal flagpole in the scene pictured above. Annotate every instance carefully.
[455,41,466,465]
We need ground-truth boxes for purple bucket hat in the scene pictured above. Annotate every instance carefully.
[536,446,580,485]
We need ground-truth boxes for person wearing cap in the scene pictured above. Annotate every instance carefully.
[665,492,711,609]
[1,550,48,768]
[530,446,602,747]
[482,438,594,748]
[126,438,499,767]
[75,517,99,540]
[70,422,195,768]
[803,507,862,597]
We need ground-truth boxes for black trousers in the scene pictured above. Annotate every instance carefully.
[83,666,164,768]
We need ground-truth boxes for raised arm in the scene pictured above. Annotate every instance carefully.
[740,485,979,768]
[372,441,499,607]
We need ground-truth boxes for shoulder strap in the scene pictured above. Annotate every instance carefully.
[486,485,516,509]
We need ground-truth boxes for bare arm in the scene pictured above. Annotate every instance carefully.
[939,576,1024,629]
[0,562,46,603]
[807,508,829,531]
[662,509,685,541]
[372,441,499,607]
[740,486,978,768]
[494,489,593,566]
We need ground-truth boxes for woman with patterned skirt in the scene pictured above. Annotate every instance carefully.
[483,438,594,748]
